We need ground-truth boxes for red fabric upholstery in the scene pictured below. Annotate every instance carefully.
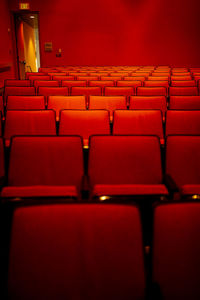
[4,110,56,146]
[147,76,169,81]
[169,87,198,96]
[1,185,78,198]
[166,111,200,136]
[71,87,102,96]
[137,87,167,96]
[153,202,200,300]
[113,110,164,143]
[104,87,134,96]
[7,96,45,110]
[37,87,68,97]
[4,80,31,87]
[166,136,200,194]
[77,76,99,81]
[124,76,145,81]
[89,96,127,122]
[171,80,196,87]
[8,203,145,299]
[1,136,83,197]
[101,76,122,81]
[144,81,169,88]
[89,136,165,196]
[0,138,4,178]
[62,80,87,87]
[169,96,200,109]
[129,96,167,116]
[28,75,51,85]
[4,87,35,100]
[25,72,46,79]
[48,96,86,121]
[181,184,200,195]
[88,80,115,88]
[34,80,59,88]
[171,75,192,80]
[52,75,75,82]
[116,80,142,88]
[59,110,110,147]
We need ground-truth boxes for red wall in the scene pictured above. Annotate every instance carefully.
[0,0,15,83]
[9,0,200,67]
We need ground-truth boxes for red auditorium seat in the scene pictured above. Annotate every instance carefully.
[88,80,115,88]
[48,96,86,121]
[7,203,145,299]
[116,80,142,88]
[169,87,198,96]
[28,75,51,85]
[1,136,84,198]
[147,76,169,81]
[0,138,5,182]
[61,81,87,94]
[71,87,102,97]
[37,87,68,104]
[152,202,200,300]
[169,96,200,109]
[165,110,200,136]
[7,96,45,110]
[129,96,167,119]
[166,136,200,196]
[4,87,35,103]
[4,110,56,147]
[25,72,46,79]
[110,72,129,77]
[171,80,196,87]
[137,87,167,96]
[89,96,127,122]
[101,76,122,81]
[34,80,59,88]
[59,110,110,148]
[113,110,164,144]
[48,72,67,77]
[0,96,3,117]
[88,135,168,197]
[52,75,75,82]
[4,80,31,87]
[171,76,191,81]
[76,76,99,81]
[104,87,134,96]
[124,76,146,81]
[144,81,169,88]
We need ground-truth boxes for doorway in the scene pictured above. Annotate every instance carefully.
[14,12,40,79]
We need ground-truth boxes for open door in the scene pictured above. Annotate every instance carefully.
[14,12,40,79]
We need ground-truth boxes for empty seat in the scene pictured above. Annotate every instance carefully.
[37,87,68,104]
[0,96,3,117]
[4,80,31,87]
[89,96,127,122]
[169,87,198,96]
[4,87,35,103]
[62,81,87,93]
[137,87,167,96]
[124,76,146,81]
[7,202,145,299]
[29,75,51,85]
[113,110,164,144]
[144,81,169,88]
[152,202,200,300]
[129,96,167,119]
[59,110,110,148]
[7,96,45,110]
[34,80,59,88]
[169,96,200,110]
[88,81,115,88]
[25,72,46,79]
[101,76,122,81]
[76,76,99,81]
[147,76,169,81]
[0,138,5,182]
[48,96,86,121]
[1,136,84,198]
[166,110,200,136]
[116,81,142,88]
[71,87,102,97]
[166,136,200,196]
[171,76,192,81]
[52,75,75,82]
[4,110,56,147]
[171,80,196,87]
[89,135,168,197]
[104,87,134,96]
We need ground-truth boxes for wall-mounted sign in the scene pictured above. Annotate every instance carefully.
[19,3,30,10]
[44,42,53,52]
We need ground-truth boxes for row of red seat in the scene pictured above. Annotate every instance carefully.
[0,110,200,147]
[3,86,200,102]
[2,201,199,300]
[0,135,199,199]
